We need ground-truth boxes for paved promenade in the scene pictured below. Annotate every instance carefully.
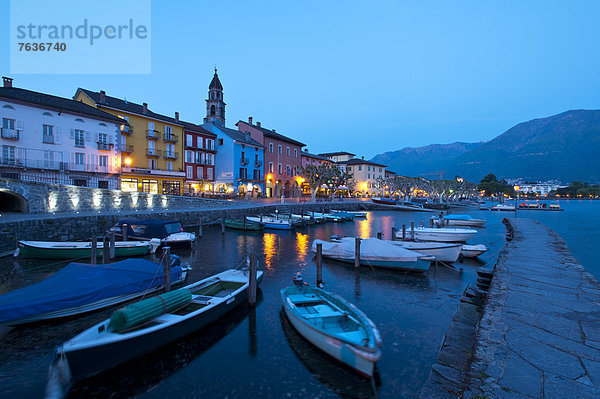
[466,218,600,398]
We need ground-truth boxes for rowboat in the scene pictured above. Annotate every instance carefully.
[371,198,396,205]
[491,204,515,211]
[432,214,486,227]
[312,238,433,272]
[53,268,263,384]
[391,241,462,263]
[246,216,294,230]
[397,227,477,243]
[223,219,263,231]
[281,276,382,377]
[110,219,196,247]
[328,211,355,221]
[14,240,159,259]
[0,258,188,325]
[461,244,488,258]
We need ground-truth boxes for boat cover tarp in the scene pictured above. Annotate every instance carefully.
[0,258,182,323]
[443,214,473,221]
[312,238,420,262]
[117,219,182,239]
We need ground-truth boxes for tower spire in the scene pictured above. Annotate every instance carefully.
[204,68,226,126]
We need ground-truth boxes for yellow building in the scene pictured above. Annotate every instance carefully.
[74,89,185,194]
[337,158,387,197]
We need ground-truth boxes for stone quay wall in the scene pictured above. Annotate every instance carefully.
[420,218,600,398]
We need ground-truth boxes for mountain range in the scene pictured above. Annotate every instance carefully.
[371,110,600,183]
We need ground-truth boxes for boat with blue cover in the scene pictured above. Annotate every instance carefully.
[0,258,187,325]
[53,268,263,384]
[281,274,382,377]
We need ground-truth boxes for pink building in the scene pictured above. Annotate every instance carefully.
[237,117,305,197]
[301,150,333,168]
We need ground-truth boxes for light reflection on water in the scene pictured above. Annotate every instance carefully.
[3,204,597,398]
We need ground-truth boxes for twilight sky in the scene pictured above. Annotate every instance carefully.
[2,0,599,158]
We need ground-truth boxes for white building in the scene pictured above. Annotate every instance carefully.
[0,77,124,189]
[516,183,566,196]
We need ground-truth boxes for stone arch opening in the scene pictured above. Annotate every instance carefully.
[0,190,29,213]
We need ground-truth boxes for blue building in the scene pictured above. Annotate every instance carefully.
[201,70,264,196]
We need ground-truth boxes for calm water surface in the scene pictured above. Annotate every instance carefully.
[0,203,596,398]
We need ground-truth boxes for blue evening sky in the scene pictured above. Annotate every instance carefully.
[1,0,599,158]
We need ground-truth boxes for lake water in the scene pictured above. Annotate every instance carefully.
[0,202,597,398]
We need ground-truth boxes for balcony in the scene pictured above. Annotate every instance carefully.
[146,130,161,140]
[97,142,114,151]
[146,148,162,157]
[164,133,178,143]
[1,128,20,140]
[255,160,263,167]
[164,151,179,160]
[121,144,134,153]
[121,126,133,135]
[240,157,249,165]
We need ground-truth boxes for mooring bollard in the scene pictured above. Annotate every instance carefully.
[243,216,247,230]
[402,224,407,241]
[163,246,171,292]
[248,253,257,305]
[410,221,415,241]
[91,233,97,264]
[316,243,323,287]
[198,223,203,238]
[102,235,110,264]
[430,217,434,228]
[123,223,128,241]
[109,230,116,260]
[377,232,382,240]
[354,237,361,269]
[221,218,225,234]
[391,227,396,241]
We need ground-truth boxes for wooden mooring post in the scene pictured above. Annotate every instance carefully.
[109,230,116,260]
[402,224,407,241]
[243,216,247,231]
[377,232,382,240]
[221,218,225,234]
[163,246,171,292]
[248,253,257,306]
[316,243,323,287]
[198,223,203,238]
[102,236,109,264]
[354,237,361,269]
[123,223,128,241]
[391,227,396,241]
[91,233,97,264]
[410,221,415,241]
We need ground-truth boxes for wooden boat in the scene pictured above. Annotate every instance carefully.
[390,241,462,263]
[461,244,488,258]
[328,211,355,221]
[281,277,382,377]
[397,227,477,243]
[53,268,263,384]
[432,214,486,227]
[246,216,294,230]
[0,258,188,325]
[312,238,433,272]
[223,218,263,231]
[371,197,396,205]
[14,240,159,259]
[110,219,196,247]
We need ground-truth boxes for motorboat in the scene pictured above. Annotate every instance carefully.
[333,210,367,218]
[396,227,477,243]
[432,214,486,227]
[223,219,263,231]
[14,239,160,259]
[491,204,515,211]
[371,198,397,205]
[390,241,462,263]
[281,275,382,377]
[312,238,433,272]
[461,244,488,258]
[110,219,196,247]
[246,216,294,230]
[53,268,263,384]
[0,258,187,325]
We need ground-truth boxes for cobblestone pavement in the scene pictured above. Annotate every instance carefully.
[466,218,600,398]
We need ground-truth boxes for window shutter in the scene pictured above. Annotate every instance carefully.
[94,132,98,142]
[54,127,61,144]
[86,154,91,171]
[16,120,23,130]
[148,121,155,131]
[70,129,75,139]
[70,152,75,167]
[85,131,91,141]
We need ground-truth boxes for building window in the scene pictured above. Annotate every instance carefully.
[239,168,247,179]
[278,163,282,174]
[99,155,107,167]
[186,165,194,179]
[269,162,273,173]
[186,134,193,147]
[294,149,298,158]
[278,145,282,155]
[269,143,273,153]
[98,180,109,189]
[368,173,370,179]
[379,167,382,172]
[43,124,54,144]
[286,165,291,176]
[121,178,138,192]
[210,105,216,115]
[165,125,172,136]
[74,129,85,147]
[75,152,85,165]
[218,138,223,146]
[166,161,173,171]
[254,170,261,180]
[367,166,371,171]
[207,168,213,180]
[358,165,362,171]
[72,179,88,187]
[347,166,352,171]
[206,139,214,150]
[142,179,159,194]
[206,153,214,165]
[2,145,15,164]
[185,150,194,163]
[286,147,290,156]
[197,167,204,179]
[149,159,157,170]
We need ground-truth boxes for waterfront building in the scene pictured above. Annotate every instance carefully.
[301,149,333,168]
[201,70,265,196]
[516,182,566,196]
[319,151,355,164]
[74,88,185,195]
[181,121,216,195]
[237,117,305,198]
[385,169,397,179]
[336,157,387,197]
[0,77,124,189]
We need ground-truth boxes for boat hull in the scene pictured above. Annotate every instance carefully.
[392,242,462,262]
[16,241,151,259]
[461,245,488,258]
[224,220,263,231]
[322,254,431,272]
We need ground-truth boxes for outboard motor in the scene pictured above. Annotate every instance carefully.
[169,254,181,268]
[293,272,305,287]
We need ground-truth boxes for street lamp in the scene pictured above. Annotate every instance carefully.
[514,185,520,218]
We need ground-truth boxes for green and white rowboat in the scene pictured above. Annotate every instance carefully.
[15,240,160,259]
[224,219,264,231]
